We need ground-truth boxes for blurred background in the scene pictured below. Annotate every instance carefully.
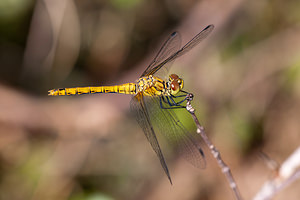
[0,0,300,199]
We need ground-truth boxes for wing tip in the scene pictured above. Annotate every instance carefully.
[168,176,173,185]
[171,32,177,36]
[205,24,215,31]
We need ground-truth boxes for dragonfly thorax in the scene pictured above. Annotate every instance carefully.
[136,74,184,97]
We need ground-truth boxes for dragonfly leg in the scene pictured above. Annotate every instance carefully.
[180,90,188,94]
[169,95,189,106]
[164,96,184,107]
[166,95,177,106]
[160,96,186,109]
[170,94,187,98]
[161,96,174,107]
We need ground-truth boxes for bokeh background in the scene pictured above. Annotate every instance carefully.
[1,0,300,199]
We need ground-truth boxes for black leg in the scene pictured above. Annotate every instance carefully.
[160,96,186,109]
[169,95,189,106]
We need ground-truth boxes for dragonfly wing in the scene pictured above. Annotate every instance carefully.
[147,24,214,76]
[130,93,172,184]
[141,31,181,78]
[144,94,206,169]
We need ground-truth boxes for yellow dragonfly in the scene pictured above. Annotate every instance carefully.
[49,25,214,184]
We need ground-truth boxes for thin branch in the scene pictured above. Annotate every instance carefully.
[253,147,300,200]
[185,93,242,200]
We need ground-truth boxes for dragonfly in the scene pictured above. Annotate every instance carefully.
[48,24,214,184]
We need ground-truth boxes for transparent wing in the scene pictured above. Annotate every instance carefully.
[144,93,206,169]
[141,31,181,78]
[147,24,214,76]
[130,93,172,184]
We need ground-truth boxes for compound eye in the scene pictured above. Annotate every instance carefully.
[170,74,179,80]
[171,81,179,91]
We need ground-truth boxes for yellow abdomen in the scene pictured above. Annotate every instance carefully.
[48,83,136,96]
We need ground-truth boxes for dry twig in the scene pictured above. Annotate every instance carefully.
[253,147,300,200]
[185,93,242,200]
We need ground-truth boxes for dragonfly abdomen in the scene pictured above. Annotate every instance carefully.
[48,83,137,96]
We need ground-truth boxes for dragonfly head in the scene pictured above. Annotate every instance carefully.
[169,74,184,95]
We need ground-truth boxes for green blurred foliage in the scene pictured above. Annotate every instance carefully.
[220,0,300,61]
[110,0,142,10]
[0,0,32,42]
[70,192,114,200]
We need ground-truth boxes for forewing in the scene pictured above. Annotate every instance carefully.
[141,31,181,78]
[145,94,206,168]
[147,24,214,76]
[130,93,172,183]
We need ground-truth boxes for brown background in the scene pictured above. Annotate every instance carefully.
[0,0,300,199]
